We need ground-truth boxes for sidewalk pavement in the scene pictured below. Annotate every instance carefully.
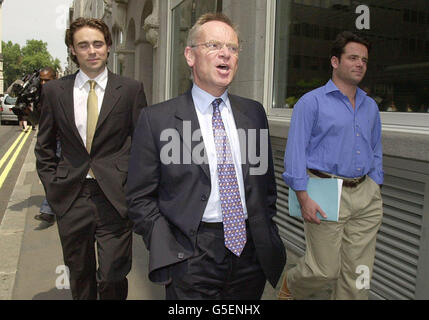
[0,133,305,300]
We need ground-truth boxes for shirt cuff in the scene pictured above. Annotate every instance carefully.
[282,172,309,191]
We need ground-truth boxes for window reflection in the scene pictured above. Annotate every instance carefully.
[170,0,222,98]
[273,0,429,113]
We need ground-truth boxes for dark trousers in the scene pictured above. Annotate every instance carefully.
[56,179,132,300]
[165,222,266,300]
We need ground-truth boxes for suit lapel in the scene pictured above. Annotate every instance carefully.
[96,70,121,131]
[175,92,210,179]
[229,94,252,182]
[58,72,85,147]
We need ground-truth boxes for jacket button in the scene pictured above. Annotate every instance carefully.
[201,194,208,201]
[178,252,184,259]
[189,229,195,236]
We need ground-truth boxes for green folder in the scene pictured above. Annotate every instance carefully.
[288,178,343,222]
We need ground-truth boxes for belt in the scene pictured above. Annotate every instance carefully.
[200,220,249,229]
[309,169,366,188]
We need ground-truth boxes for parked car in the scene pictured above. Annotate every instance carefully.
[0,94,19,125]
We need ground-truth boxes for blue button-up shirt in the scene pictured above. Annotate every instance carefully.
[283,79,384,191]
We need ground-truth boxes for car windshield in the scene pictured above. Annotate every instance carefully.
[5,96,17,105]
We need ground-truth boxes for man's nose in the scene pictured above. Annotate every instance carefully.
[218,44,231,57]
[88,44,97,54]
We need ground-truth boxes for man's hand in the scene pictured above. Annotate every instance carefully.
[296,191,327,224]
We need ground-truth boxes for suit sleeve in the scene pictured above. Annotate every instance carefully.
[35,85,59,192]
[265,118,278,220]
[126,108,166,247]
[126,107,195,284]
[131,81,147,134]
[256,103,277,220]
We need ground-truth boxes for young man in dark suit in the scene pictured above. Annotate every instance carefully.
[126,13,286,299]
[35,18,147,300]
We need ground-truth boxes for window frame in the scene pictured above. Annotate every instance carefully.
[264,0,429,135]
[166,0,223,100]
[165,0,184,100]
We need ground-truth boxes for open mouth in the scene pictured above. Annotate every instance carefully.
[217,64,230,71]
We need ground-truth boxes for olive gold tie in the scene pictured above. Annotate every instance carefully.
[86,80,98,178]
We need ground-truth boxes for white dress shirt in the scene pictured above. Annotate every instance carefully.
[73,67,108,179]
[192,84,248,223]
[73,67,108,148]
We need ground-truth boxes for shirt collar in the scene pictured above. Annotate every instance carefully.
[324,79,368,111]
[191,83,230,114]
[324,79,367,99]
[324,79,340,94]
[75,67,108,90]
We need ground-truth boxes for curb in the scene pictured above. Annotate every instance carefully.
[0,134,37,300]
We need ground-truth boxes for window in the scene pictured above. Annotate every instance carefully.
[268,0,429,131]
[168,0,222,99]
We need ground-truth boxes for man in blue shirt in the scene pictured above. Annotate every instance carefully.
[279,31,383,300]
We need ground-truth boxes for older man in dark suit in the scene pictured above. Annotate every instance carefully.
[126,13,285,300]
[35,18,146,300]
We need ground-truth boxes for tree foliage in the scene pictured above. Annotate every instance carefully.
[2,40,61,90]
[2,41,22,89]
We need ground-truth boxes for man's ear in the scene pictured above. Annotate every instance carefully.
[331,56,339,70]
[184,46,195,68]
[70,45,76,57]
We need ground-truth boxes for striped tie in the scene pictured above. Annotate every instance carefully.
[212,98,246,256]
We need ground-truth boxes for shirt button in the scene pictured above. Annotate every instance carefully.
[357,168,361,171]
[357,151,361,154]
[356,133,360,137]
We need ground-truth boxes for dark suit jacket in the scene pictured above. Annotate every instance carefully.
[126,91,286,288]
[35,70,147,218]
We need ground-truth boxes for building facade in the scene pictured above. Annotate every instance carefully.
[68,0,429,299]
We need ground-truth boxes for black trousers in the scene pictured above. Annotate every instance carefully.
[56,179,132,300]
[165,221,266,300]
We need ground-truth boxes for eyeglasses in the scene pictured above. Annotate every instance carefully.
[191,41,241,55]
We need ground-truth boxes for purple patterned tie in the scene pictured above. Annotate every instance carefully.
[212,98,247,256]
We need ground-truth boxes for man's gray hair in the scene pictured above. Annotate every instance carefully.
[186,12,239,46]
